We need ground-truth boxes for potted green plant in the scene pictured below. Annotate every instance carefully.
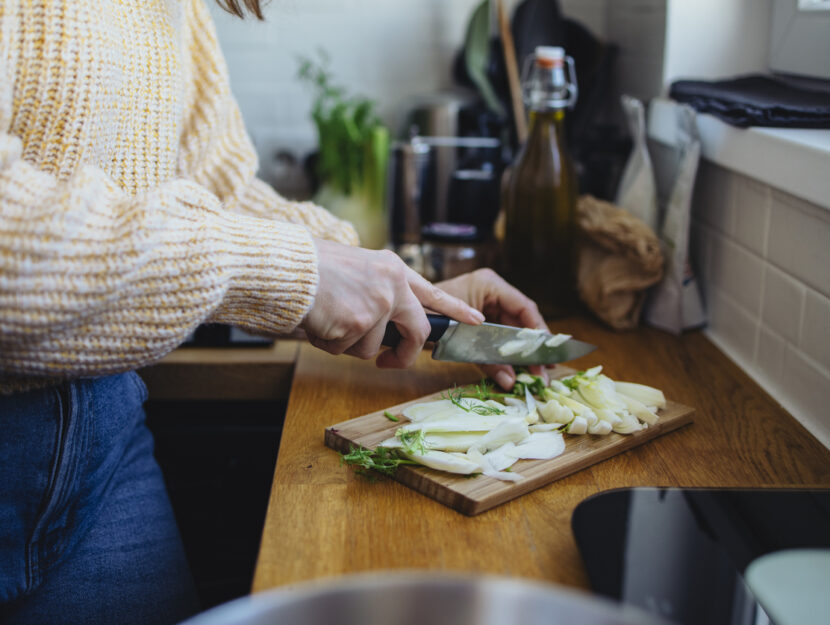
[297,51,389,249]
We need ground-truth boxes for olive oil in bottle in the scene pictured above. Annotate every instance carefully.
[502,46,578,319]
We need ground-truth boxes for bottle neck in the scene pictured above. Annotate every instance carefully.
[527,108,567,135]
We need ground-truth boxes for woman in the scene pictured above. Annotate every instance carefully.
[0,1,545,623]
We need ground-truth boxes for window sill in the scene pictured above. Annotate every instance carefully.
[647,97,830,211]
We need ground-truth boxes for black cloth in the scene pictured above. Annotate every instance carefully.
[669,74,830,129]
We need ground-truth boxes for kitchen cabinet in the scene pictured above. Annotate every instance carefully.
[139,343,297,608]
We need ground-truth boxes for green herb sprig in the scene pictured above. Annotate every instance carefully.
[398,429,427,455]
[441,386,505,415]
[339,445,417,479]
[561,371,586,391]
[513,369,547,397]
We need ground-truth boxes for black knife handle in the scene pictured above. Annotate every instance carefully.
[382,314,450,348]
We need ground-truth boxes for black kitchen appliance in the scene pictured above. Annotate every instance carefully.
[572,488,830,625]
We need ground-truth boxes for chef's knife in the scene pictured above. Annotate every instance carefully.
[382,314,596,365]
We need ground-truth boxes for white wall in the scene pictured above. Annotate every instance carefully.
[210,0,672,186]
[663,0,771,85]
[207,0,482,189]
[562,0,668,121]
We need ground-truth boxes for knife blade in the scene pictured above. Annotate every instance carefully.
[382,314,596,365]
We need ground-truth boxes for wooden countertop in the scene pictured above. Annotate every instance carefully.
[138,341,298,401]
[252,317,830,592]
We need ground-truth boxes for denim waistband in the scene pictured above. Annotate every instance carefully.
[0,371,149,602]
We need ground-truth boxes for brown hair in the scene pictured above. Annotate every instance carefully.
[215,0,264,20]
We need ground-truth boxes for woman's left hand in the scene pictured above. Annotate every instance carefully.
[435,268,549,390]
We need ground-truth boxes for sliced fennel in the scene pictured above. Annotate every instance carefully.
[399,449,481,475]
[380,431,486,453]
[615,381,666,409]
[468,419,530,454]
[467,447,523,482]
[529,423,565,433]
[545,333,571,348]
[402,399,463,422]
[397,414,517,433]
[506,432,565,460]
[484,442,520,471]
[497,328,565,358]
[340,368,667,481]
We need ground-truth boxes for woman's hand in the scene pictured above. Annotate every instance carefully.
[436,268,548,390]
[301,239,485,368]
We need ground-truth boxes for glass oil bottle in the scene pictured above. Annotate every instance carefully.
[502,46,578,319]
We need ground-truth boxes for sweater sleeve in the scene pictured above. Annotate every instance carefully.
[177,0,360,246]
[0,7,318,384]
[0,134,319,381]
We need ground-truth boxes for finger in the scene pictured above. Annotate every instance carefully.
[344,316,390,360]
[407,270,485,325]
[464,271,546,330]
[528,364,550,384]
[493,290,547,330]
[376,293,430,369]
[480,365,516,391]
[307,334,350,356]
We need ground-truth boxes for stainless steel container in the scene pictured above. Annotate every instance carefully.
[180,572,673,625]
[387,136,500,271]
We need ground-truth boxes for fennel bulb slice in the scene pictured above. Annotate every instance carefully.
[467,448,523,482]
[617,393,659,425]
[380,432,485,453]
[544,333,571,348]
[612,413,642,434]
[506,431,566,460]
[588,420,613,435]
[469,419,530,453]
[537,399,574,424]
[498,339,529,356]
[484,442,520,471]
[529,423,565,432]
[615,382,666,409]
[400,449,481,475]
[402,400,464,422]
[397,414,515,433]
[566,416,588,435]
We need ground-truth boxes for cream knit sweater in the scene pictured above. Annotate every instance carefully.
[0,0,358,393]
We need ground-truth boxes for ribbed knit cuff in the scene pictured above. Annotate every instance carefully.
[204,209,318,335]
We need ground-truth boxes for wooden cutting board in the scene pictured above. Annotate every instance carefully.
[324,374,694,516]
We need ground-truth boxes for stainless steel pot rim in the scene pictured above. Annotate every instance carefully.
[179,570,672,625]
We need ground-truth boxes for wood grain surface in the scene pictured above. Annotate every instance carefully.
[325,389,693,515]
[252,317,830,593]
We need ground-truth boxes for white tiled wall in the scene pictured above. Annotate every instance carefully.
[690,161,830,449]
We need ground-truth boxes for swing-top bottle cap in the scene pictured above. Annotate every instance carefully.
[535,46,565,67]
[522,46,577,109]
[536,46,564,60]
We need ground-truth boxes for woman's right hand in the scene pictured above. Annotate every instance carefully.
[301,239,485,369]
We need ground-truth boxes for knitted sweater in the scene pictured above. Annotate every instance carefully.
[0,0,358,394]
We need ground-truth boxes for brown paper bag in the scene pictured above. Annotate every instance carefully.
[577,195,664,330]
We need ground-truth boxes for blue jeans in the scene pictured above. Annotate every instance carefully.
[0,372,199,624]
